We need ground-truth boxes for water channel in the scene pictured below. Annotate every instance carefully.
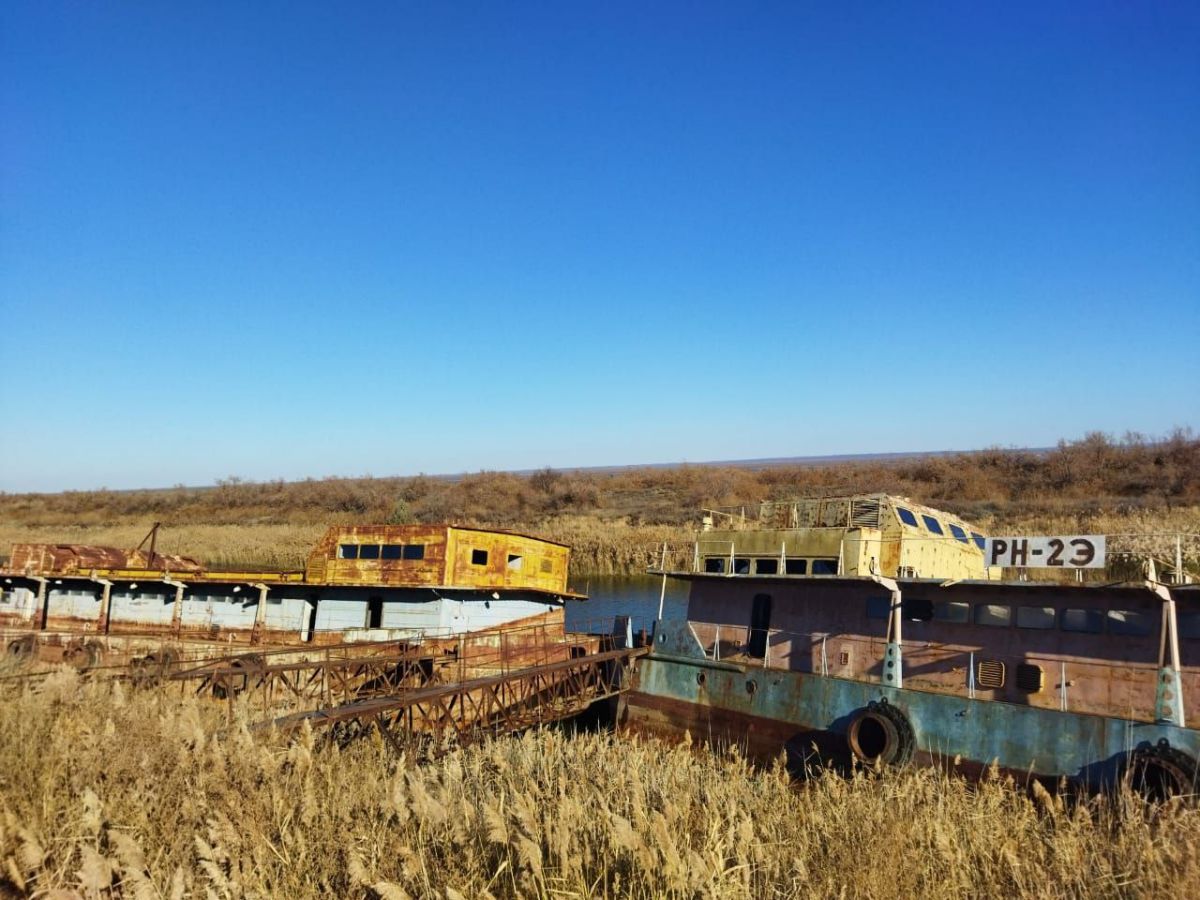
[563,574,689,635]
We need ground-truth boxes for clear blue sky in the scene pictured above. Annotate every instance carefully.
[2,2,1197,492]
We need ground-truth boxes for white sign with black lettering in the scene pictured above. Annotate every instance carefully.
[984,535,1106,569]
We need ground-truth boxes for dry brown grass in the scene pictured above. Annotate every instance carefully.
[1,431,1196,575]
[1,674,1198,898]
[3,507,1197,579]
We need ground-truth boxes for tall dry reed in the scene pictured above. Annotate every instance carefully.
[1,675,1197,898]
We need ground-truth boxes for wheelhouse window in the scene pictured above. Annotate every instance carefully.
[338,544,359,560]
[1016,606,1056,629]
[1061,608,1104,634]
[507,554,524,571]
[358,544,381,560]
[902,597,933,621]
[733,558,752,575]
[975,604,1011,627]
[934,601,970,624]
[948,524,968,543]
[1107,609,1153,637]
[896,507,919,527]
[921,515,944,535]
[755,559,779,575]
[403,544,425,560]
[1180,612,1200,640]
[866,596,892,619]
[471,549,488,566]
[971,532,986,550]
[811,559,838,575]
[785,559,807,575]
[381,544,403,560]
[704,558,726,574]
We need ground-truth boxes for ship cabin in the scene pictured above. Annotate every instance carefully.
[305,524,572,594]
[0,525,579,652]
[695,494,996,581]
[656,494,1200,725]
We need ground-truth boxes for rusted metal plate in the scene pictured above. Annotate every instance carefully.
[8,543,203,575]
[303,524,575,594]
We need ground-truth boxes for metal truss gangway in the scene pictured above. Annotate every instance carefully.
[164,640,451,708]
[260,645,648,755]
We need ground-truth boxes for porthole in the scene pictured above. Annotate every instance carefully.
[745,679,758,695]
[696,672,706,686]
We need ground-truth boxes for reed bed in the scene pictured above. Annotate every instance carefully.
[2,507,1196,578]
[0,674,1197,899]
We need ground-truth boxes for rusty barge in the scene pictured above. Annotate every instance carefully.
[619,495,1200,796]
[0,523,585,669]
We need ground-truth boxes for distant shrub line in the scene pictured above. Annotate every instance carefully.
[0,430,1195,575]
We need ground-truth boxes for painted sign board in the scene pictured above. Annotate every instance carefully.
[984,535,1106,569]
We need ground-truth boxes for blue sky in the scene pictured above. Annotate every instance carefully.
[2,2,1197,492]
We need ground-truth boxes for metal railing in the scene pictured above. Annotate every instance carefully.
[643,532,1200,583]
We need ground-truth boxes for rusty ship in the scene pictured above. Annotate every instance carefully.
[0,523,586,669]
[619,494,1200,796]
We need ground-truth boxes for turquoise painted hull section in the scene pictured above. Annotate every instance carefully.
[627,621,1200,785]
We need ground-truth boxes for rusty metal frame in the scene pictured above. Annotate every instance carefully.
[264,646,648,753]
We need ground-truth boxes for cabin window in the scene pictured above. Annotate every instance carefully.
[403,544,425,560]
[971,533,986,550]
[896,507,919,527]
[338,544,359,560]
[1180,612,1200,640]
[733,558,752,575]
[358,544,381,560]
[471,549,488,566]
[1016,606,1056,629]
[785,559,807,575]
[704,558,726,574]
[540,558,553,574]
[948,524,968,543]
[975,604,1011,627]
[1061,608,1104,634]
[507,554,524,571]
[755,559,779,575]
[381,544,403,560]
[934,601,970,624]
[1107,609,1153,637]
[902,598,933,621]
[921,516,944,535]
[811,559,838,575]
[866,596,892,619]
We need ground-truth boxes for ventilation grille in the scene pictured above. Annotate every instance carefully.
[976,659,1006,690]
[1015,663,1044,693]
[851,498,883,528]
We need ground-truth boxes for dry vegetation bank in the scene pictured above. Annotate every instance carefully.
[1,431,1196,575]
[2,675,1198,899]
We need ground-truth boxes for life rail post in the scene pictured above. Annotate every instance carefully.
[874,574,902,689]
[1150,578,1185,727]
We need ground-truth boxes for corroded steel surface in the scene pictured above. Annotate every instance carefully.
[264,646,647,755]
[621,630,1199,790]
[679,577,1200,723]
[8,543,203,575]
[303,524,576,594]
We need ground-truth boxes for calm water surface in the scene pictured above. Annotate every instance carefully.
[564,574,688,634]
